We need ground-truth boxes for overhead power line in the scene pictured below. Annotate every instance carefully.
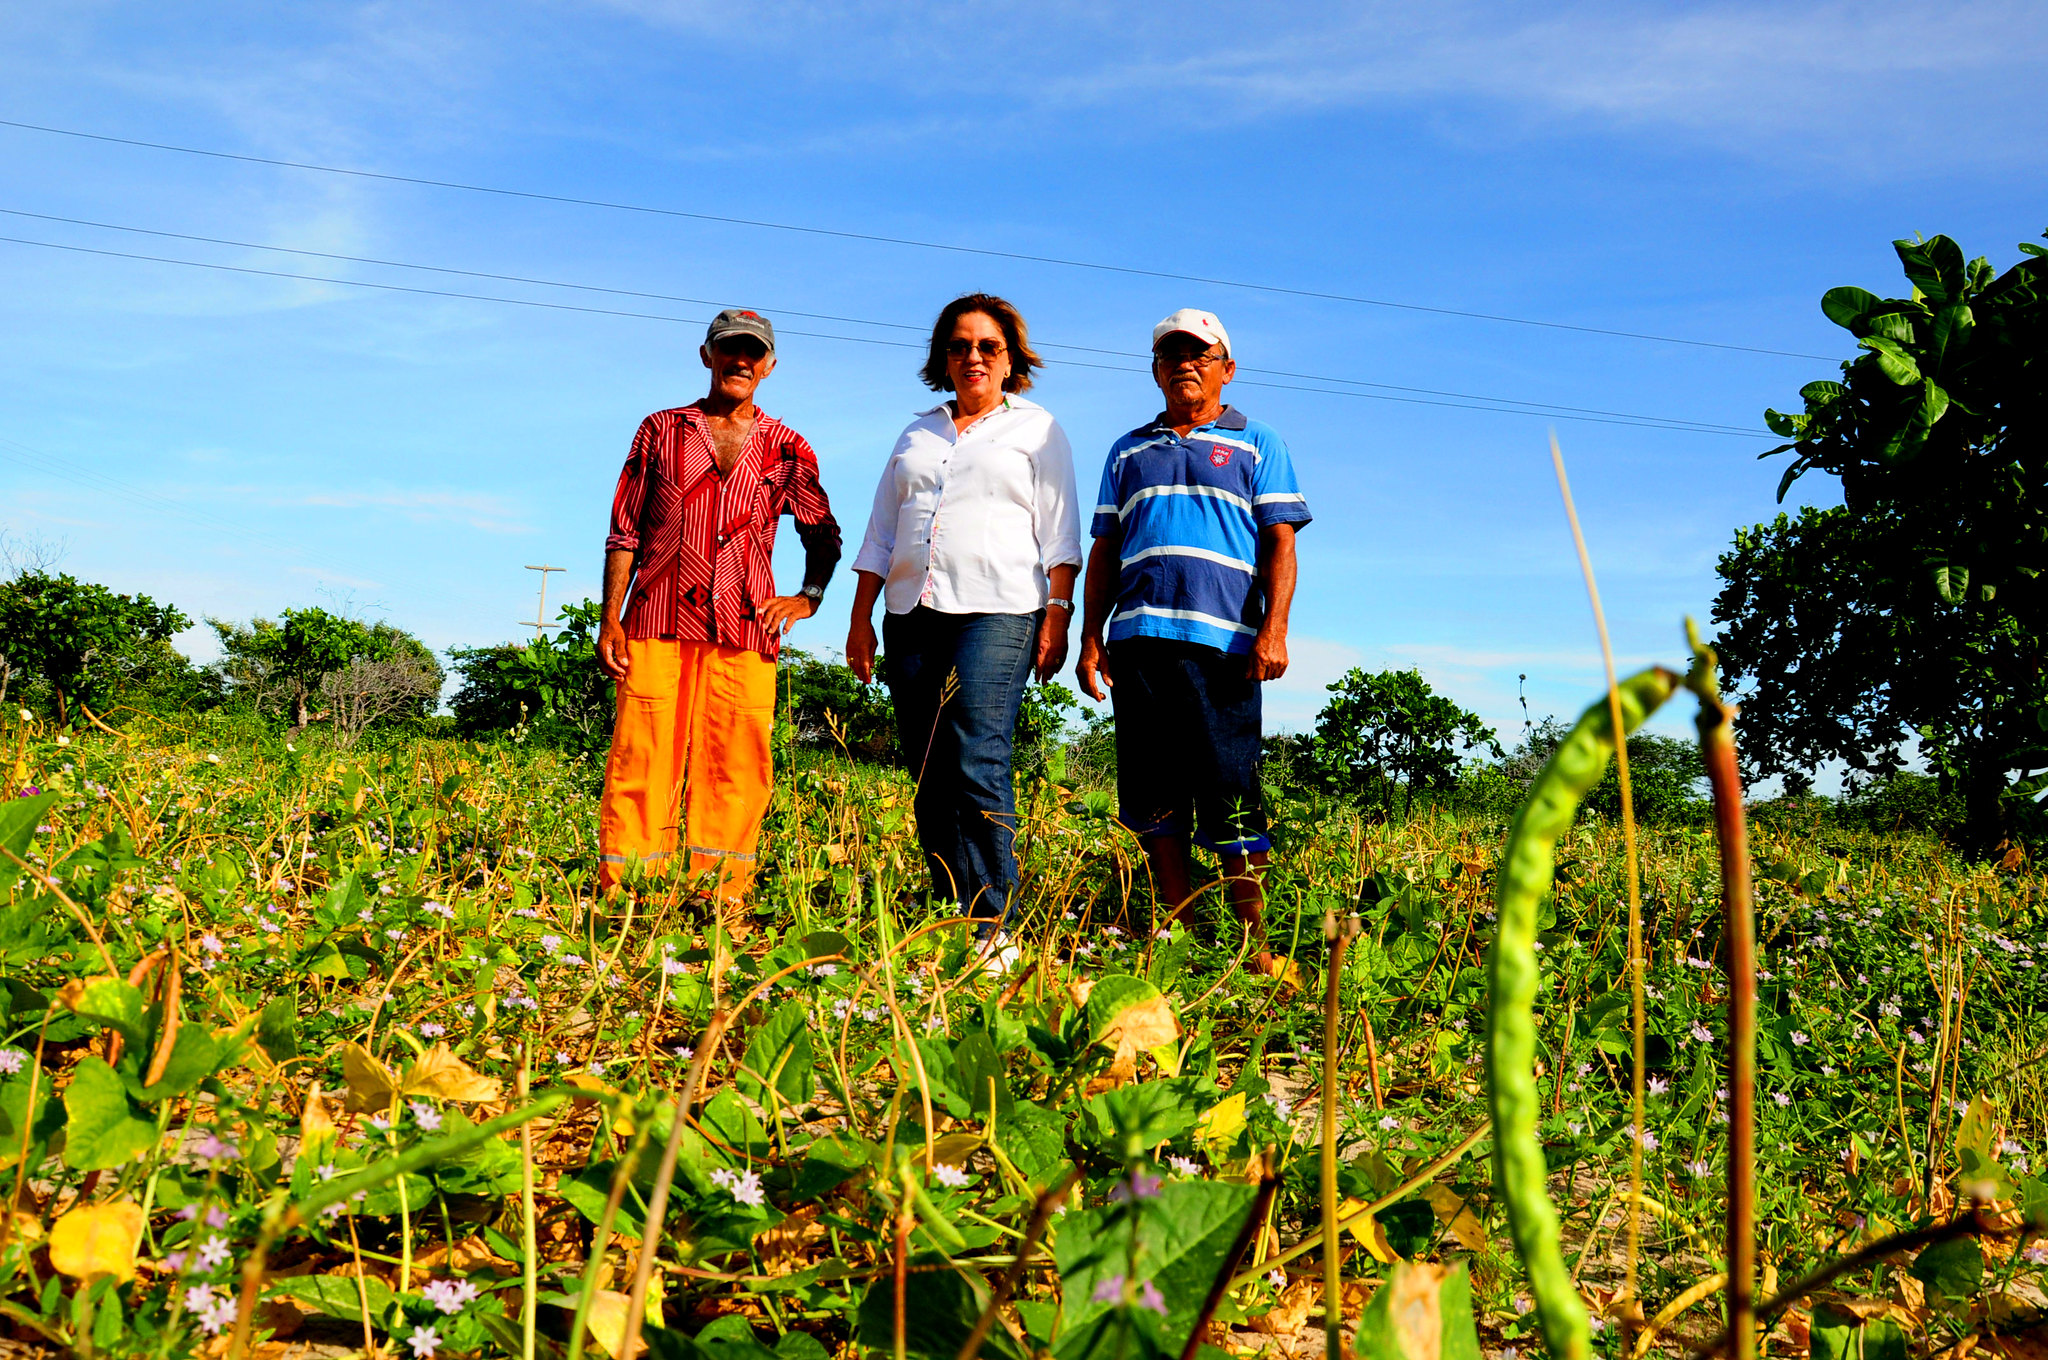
[0,231,1774,438]
[0,209,1768,437]
[0,116,1835,362]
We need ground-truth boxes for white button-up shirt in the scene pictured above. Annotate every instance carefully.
[853,395,1084,616]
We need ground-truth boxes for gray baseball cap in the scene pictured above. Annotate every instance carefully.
[705,308,775,353]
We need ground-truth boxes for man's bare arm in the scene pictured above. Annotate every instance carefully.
[1247,523,1296,682]
[597,548,635,679]
[1074,536,1120,701]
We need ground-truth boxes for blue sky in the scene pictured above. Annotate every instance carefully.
[2,2,2043,749]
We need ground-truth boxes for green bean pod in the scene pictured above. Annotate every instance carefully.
[1486,666,1679,1360]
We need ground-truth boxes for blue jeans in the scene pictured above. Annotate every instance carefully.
[883,607,1040,924]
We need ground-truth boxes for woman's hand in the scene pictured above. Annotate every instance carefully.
[1035,608,1071,683]
[847,614,879,684]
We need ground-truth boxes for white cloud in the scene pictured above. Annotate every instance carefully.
[242,487,532,535]
[593,0,2047,170]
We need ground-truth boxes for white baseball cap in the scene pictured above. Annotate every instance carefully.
[1152,308,1231,358]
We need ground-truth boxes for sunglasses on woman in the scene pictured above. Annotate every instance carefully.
[946,339,1007,359]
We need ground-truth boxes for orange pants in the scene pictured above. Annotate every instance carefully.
[597,638,776,900]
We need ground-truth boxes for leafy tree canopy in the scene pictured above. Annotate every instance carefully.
[0,571,189,726]
[1311,667,1501,817]
[1713,231,2046,853]
[211,606,443,730]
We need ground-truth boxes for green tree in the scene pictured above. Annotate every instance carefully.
[775,645,895,761]
[1311,667,1501,817]
[448,601,614,757]
[1713,232,2047,853]
[211,606,444,731]
[0,571,189,726]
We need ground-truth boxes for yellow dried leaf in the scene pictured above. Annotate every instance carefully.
[48,1201,142,1283]
[1250,1278,1319,1335]
[339,1041,400,1113]
[301,1085,339,1155]
[400,1043,501,1103]
[1339,1198,1400,1263]
[1196,1092,1246,1160]
[1380,1261,1453,1360]
[1424,1183,1488,1253]
[579,1288,645,1359]
[1102,994,1178,1054]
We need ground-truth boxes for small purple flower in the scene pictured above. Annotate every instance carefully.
[1136,1280,1166,1315]
[1092,1275,1126,1304]
[408,1324,441,1357]
[1110,1171,1162,1202]
[187,1130,238,1162]
[408,1100,443,1132]
[0,1049,30,1075]
[420,1278,480,1314]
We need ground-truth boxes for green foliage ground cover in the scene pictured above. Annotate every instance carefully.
[0,707,2044,1360]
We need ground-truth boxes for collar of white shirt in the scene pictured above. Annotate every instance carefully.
[914,393,1045,425]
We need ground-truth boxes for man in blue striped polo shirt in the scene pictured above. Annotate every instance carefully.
[1076,309,1310,972]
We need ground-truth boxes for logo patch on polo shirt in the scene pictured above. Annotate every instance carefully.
[1209,446,1230,467]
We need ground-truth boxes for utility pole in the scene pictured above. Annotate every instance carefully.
[522,564,565,638]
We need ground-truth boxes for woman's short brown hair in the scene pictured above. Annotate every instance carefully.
[920,293,1042,394]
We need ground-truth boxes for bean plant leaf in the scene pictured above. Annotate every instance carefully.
[1081,1077,1209,1152]
[1910,1237,1983,1300]
[0,792,59,895]
[1055,1179,1256,1341]
[267,1274,400,1327]
[739,999,814,1111]
[58,977,147,1051]
[134,1024,223,1101]
[61,1057,156,1170]
[854,1257,1025,1360]
[1355,1260,1482,1360]
[0,1069,61,1167]
[994,1099,1072,1192]
[1811,1303,1909,1360]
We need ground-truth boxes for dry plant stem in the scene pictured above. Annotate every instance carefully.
[895,1163,914,1360]
[1322,912,1360,1360]
[567,1127,649,1360]
[1631,1274,1728,1360]
[1552,433,1648,1304]
[1691,1210,1997,1359]
[1228,1119,1490,1291]
[520,1054,539,1360]
[617,952,847,1360]
[954,1170,1080,1360]
[0,1009,53,1256]
[1688,639,1756,1360]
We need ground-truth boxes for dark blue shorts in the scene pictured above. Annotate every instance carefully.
[1109,637,1269,855]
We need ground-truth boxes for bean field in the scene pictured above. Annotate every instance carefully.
[0,692,2043,1360]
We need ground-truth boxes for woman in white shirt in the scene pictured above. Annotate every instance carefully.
[847,294,1083,937]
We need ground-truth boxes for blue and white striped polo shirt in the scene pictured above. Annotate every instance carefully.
[1091,406,1311,655]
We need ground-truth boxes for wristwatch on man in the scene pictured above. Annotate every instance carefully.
[801,584,825,606]
[1047,597,1074,612]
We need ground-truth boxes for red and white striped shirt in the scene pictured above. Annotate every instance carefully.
[605,403,842,659]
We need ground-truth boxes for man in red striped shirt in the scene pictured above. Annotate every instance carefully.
[596,308,841,901]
